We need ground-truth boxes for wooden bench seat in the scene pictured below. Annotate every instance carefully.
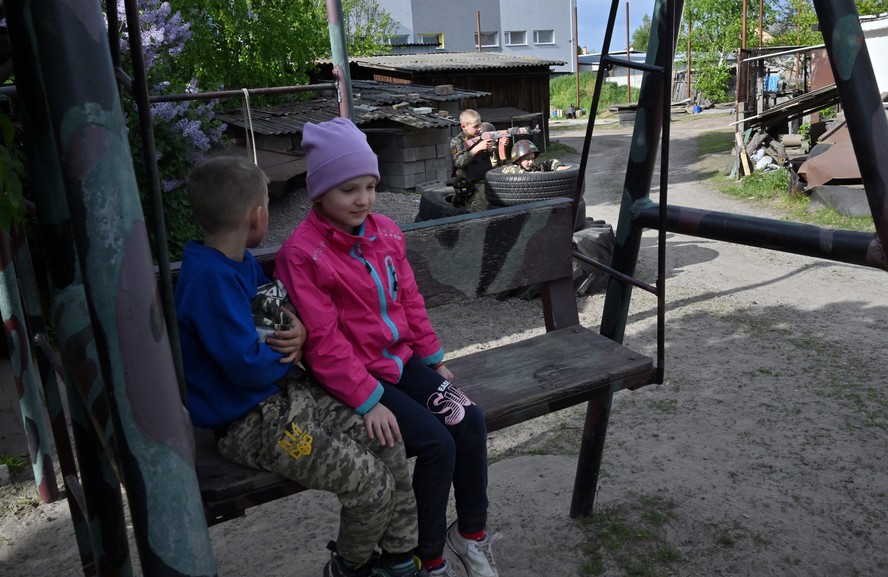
[192,198,654,526]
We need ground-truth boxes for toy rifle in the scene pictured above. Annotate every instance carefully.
[465,126,541,160]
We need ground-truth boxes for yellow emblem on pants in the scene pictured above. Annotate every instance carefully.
[278,421,313,459]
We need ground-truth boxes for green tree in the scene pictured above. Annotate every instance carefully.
[682,0,747,102]
[631,14,651,52]
[857,0,888,15]
[169,0,396,91]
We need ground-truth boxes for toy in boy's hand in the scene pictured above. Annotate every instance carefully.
[252,280,293,342]
[464,125,541,150]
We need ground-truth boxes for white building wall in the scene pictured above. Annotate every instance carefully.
[861,14,888,94]
[377,0,576,73]
[500,0,576,73]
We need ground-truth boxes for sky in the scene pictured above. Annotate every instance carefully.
[576,0,651,54]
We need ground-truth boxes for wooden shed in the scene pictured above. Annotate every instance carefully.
[312,52,565,135]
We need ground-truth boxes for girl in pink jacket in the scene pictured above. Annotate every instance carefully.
[275,118,499,577]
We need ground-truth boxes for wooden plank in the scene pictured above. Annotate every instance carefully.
[447,327,653,433]
[735,131,752,176]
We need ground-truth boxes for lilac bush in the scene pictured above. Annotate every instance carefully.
[111,0,226,257]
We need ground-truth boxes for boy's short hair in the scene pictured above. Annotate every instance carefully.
[459,109,481,126]
[187,156,269,235]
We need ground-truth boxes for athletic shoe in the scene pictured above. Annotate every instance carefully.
[426,559,457,577]
[371,559,429,577]
[323,541,374,577]
[445,523,500,577]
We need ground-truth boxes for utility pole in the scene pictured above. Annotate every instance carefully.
[574,4,580,110]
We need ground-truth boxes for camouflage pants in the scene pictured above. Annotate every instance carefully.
[217,369,417,563]
[464,181,490,213]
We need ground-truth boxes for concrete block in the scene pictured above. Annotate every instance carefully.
[435,84,454,95]
[380,160,427,176]
[437,143,451,157]
[376,147,419,163]
[0,464,9,487]
[382,173,416,190]
[416,180,448,194]
[415,145,437,160]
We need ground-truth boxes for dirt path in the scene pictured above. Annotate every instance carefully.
[2,113,887,577]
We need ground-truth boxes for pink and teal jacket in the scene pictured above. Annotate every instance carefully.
[275,208,445,414]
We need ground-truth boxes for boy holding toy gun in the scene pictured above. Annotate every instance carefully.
[449,109,536,212]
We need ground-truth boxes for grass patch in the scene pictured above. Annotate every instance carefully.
[694,130,876,232]
[0,454,27,472]
[540,140,579,162]
[580,493,683,576]
[550,72,640,113]
[695,129,735,155]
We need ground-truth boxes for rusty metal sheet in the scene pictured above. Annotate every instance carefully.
[797,124,861,187]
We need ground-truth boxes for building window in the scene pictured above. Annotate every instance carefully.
[533,29,555,45]
[474,31,499,48]
[504,31,527,46]
[386,34,409,45]
[417,33,444,48]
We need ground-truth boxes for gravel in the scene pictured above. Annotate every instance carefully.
[262,188,423,248]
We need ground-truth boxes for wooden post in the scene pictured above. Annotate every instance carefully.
[687,18,692,100]
[477,11,482,52]
[759,0,764,48]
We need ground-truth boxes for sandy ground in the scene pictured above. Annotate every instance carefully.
[2,113,888,576]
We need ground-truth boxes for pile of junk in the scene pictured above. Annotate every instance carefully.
[732,86,888,218]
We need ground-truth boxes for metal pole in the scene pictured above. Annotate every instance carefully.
[626,1,631,102]
[574,4,581,107]
[812,0,888,250]
[687,16,691,100]
[7,0,217,574]
[326,0,354,120]
[0,233,58,503]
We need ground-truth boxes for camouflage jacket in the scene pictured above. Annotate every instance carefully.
[501,158,564,174]
[450,131,505,182]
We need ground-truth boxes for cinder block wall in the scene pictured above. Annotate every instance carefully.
[366,127,453,193]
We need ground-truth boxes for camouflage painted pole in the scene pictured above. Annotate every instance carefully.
[326,0,355,120]
[599,0,683,345]
[0,231,58,503]
[4,61,133,577]
[6,1,216,575]
[811,0,888,254]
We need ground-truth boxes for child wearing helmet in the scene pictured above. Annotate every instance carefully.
[502,139,571,174]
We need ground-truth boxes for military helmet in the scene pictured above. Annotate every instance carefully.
[510,139,539,164]
[479,122,496,133]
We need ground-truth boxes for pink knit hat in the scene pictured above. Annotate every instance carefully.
[303,117,380,200]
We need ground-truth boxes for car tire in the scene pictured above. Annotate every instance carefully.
[485,165,586,231]
[484,165,583,206]
[414,187,469,222]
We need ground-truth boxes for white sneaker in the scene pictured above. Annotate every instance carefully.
[445,523,500,577]
[427,559,457,577]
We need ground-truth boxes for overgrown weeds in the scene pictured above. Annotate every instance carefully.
[580,493,683,576]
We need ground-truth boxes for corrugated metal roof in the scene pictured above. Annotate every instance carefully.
[335,52,565,72]
[216,79,488,135]
[352,79,488,103]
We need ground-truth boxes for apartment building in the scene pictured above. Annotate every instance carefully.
[379,0,578,73]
